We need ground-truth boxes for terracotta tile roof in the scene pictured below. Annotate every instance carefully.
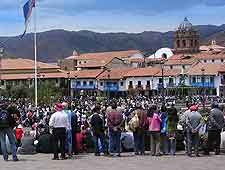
[124,67,161,78]
[125,57,144,63]
[69,69,104,79]
[188,63,222,76]
[97,68,134,80]
[164,54,197,65]
[154,69,181,77]
[76,57,115,68]
[194,52,225,60]
[66,50,141,60]
[1,72,67,80]
[1,58,59,70]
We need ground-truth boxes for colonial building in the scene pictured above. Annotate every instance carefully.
[0,58,66,90]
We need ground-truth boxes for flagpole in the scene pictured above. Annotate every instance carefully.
[34,5,38,109]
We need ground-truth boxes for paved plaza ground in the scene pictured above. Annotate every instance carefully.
[0,152,225,170]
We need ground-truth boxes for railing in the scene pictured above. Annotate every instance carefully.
[103,84,119,92]
[73,84,96,90]
[135,85,143,90]
[191,82,214,88]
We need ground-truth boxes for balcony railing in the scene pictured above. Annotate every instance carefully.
[103,84,119,92]
[135,85,143,90]
[191,82,214,88]
[73,84,96,90]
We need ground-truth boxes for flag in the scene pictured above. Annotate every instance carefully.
[21,0,36,38]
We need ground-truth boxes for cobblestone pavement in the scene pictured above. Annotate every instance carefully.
[0,152,225,170]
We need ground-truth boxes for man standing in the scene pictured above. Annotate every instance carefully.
[107,101,124,157]
[0,102,19,161]
[62,102,73,158]
[129,102,147,155]
[185,105,202,157]
[49,103,69,160]
[206,102,225,155]
[90,105,107,156]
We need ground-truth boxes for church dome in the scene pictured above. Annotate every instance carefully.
[178,17,193,31]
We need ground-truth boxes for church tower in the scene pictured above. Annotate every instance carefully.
[174,17,200,54]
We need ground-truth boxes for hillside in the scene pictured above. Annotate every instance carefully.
[0,24,225,62]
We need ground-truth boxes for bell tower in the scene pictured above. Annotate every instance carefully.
[174,17,200,54]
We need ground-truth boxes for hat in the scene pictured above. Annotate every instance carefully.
[54,103,63,111]
[190,105,198,112]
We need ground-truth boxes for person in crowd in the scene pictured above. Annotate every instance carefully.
[148,105,161,156]
[107,101,124,157]
[129,102,148,155]
[17,129,36,155]
[185,105,202,157]
[0,102,19,161]
[90,105,107,156]
[167,104,179,155]
[159,105,168,155]
[62,102,73,158]
[49,103,69,160]
[15,124,24,147]
[205,102,225,155]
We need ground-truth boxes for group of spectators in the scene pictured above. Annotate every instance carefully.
[0,95,225,161]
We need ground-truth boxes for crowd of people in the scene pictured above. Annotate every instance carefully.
[0,95,225,161]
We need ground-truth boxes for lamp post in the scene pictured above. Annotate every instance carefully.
[107,69,111,100]
[201,68,205,110]
[67,72,71,99]
[160,63,165,104]
[74,75,77,98]
[0,48,4,96]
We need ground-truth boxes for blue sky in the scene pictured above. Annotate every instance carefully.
[1,0,225,36]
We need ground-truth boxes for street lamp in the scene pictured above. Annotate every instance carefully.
[0,48,4,94]
[74,75,77,98]
[201,68,205,110]
[107,68,111,101]
[67,72,71,99]
[160,63,165,104]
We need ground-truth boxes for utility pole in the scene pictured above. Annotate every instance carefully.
[0,47,4,98]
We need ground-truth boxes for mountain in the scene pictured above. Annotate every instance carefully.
[0,24,225,62]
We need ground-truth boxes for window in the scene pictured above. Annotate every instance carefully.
[79,61,82,64]
[56,79,59,84]
[212,59,215,63]
[159,78,163,83]
[89,81,93,86]
[192,77,196,83]
[129,81,133,86]
[113,82,117,85]
[182,40,186,47]
[210,77,214,83]
[77,81,81,86]
[83,81,87,86]
[190,40,193,47]
[182,65,185,69]
[120,82,124,86]
[100,82,103,86]
[147,81,150,86]
[84,61,87,64]
[177,40,180,48]
[138,81,142,86]
[169,78,174,84]
[1,80,4,86]
[204,60,207,63]
[195,40,198,46]
[221,59,224,63]
[170,66,173,69]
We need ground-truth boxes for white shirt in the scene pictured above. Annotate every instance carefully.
[49,111,69,130]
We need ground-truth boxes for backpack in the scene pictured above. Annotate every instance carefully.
[0,110,10,128]
[128,113,139,132]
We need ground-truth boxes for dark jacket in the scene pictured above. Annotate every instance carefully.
[208,108,225,130]
[90,113,104,136]
[0,109,13,129]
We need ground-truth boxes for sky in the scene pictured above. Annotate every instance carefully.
[1,0,225,36]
